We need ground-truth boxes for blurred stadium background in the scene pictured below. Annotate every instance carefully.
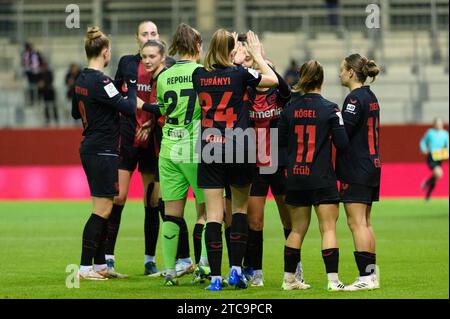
[0,0,448,199]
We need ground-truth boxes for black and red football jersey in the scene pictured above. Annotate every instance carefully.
[192,65,262,161]
[115,54,154,148]
[71,68,136,154]
[278,93,348,190]
[336,85,381,187]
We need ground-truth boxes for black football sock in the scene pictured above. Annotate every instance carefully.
[81,214,107,266]
[354,251,376,276]
[284,246,300,273]
[284,228,291,240]
[426,176,437,199]
[193,223,204,264]
[322,248,339,274]
[176,218,190,260]
[104,204,124,255]
[230,213,248,267]
[158,198,165,220]
[205,222,223,276]
[93,219,108,265]
[145,206,160,257]
[224,225,232,267]
[246,229,263,270]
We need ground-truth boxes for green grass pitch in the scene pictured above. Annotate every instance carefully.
[0,198,448,299]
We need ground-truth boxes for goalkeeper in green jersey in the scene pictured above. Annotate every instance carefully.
[155,23,206,286]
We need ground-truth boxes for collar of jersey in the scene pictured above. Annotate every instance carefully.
[177,60,193,64]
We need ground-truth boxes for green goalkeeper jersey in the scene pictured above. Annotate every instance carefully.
[157,60,202,162]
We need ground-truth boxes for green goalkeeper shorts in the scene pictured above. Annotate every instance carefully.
[158,156,205,204]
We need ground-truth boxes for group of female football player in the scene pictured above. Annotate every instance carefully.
[72,20,382,292]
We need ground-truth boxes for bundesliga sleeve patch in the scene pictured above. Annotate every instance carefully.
[344,103,356,114]
[104,82,119,98]
[247,67,259,79]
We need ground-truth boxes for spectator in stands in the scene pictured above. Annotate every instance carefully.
[325,0,340,27]
[65,63,82,123]
[65,63,81,101]
[21,42,43,105]
[284,59,300,87]
[37,62,58,126]
[420,117,449,200]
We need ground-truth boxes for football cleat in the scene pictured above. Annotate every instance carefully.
[242,267,254,281]
[249,272,264,287]
[192,264,211,284]
[295,261,304,283]
[228,269,248,289]
[175,260,195,277]
[205,278,223,291]
[145,261,161,277]
[327,280,346,292]
[164,274,179,287]
[77,270,108,281]
[344,275,377,291]
[281,277,310,291]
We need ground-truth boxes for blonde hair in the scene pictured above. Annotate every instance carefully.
[85,26,109,59]
[204,29,235,72]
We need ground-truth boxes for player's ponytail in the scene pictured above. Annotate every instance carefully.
[344,53,380,83]
[169,23,202,58]
[293,60,324,93]
[85,26,109,59]
[204,29,235,71]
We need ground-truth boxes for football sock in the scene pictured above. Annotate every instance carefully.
[193,223,204,264]
[144,255,155,264]
[322,248,339,274]
[230,213,248,267]
[81,214,107,266]
[354,251,376,277]
[158,198,165,220]
[176,218,190,259]
[200,224,209,266]
[93,219,108,265]
[205,222,223,277]
[162,216,182,270]
[284,246,300,273]
[224,225,232,267]
[426,176,437,199]
[105,204,124,255]
[144,206,160,256]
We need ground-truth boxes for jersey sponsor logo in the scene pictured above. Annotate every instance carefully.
[349,98,358,104]
[166,75,192,85]
[345,103,356,114]
[137,83,152,92]
[129,79,136,84]
[200,76,231,86]
[103,78,110,84]
[292,164,310,176]
[294,109,317,119]
[104,82,119,98]
[167,128,188,139]
[249,107,283,120]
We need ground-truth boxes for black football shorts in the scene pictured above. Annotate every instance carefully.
[81,153,119,197]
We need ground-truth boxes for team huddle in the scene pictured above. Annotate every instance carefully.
[72,20,381,292]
